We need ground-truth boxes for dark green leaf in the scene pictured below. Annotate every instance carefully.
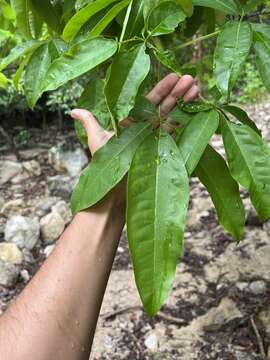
[124,0,145,38]
[30,0,62,33]
[63,0,119,41]
[177,110,219,175]
[71,122,152,213]
[254,31,270,93]
[152,48,182,76]
[222,119,270,222]
[42,37,117,93]
[176,0,193,16]
[223,105,261,135]
[130,95,156,122]
[127,128,189,316]
[147,1,186,36]
[195,145,245,241]
[10,0,32,39]
[214,21,252,100]
[192,0,238,14]
[24,43,51,108]
[104,44,150,131]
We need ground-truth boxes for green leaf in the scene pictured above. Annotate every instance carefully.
[0,40,42,71]
[71,122,152,213]
[177,110,219,175]
[254,31,270,94]
[24,43,51,108]
[147,1,186,36]
[192,0,239,14]
[42,37,117,93]
[222,119,270,222]
[252,23,270,43]
[29,0,62,33]
[75,121,88,147]
[90,0,131,37]
[124,0,145,38]
[214,21,252,100]
[0,72,9,88]
[127,128,189,316]
[177,99,214,113]
[222,105,261,135]
[10,0,32,39]
[104,43,150,130]
[77,79,111,129]
[195,145,245,241]
[0,29,13,45]
[130,95,156,122]
[176,0,193,16]
[63,0,119,41]
[152,48,182,76]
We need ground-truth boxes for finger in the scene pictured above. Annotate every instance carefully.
[160,75,195,116]
[146,73,179,105]
[183,84,200,103]
[70,109,112,154]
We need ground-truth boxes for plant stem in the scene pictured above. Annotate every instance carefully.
[173,30,220,50]
[119,0,133,50]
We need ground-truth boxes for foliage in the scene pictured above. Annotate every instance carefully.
[2,0,270,317]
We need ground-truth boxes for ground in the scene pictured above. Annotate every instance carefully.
[0,101,270,360]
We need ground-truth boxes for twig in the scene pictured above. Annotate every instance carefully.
[102,305,186,326]
[250,315,266,360]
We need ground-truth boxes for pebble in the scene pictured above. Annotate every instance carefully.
[144,332,159,351]
[23,160,42,177]
[47,175,76,199]
[0,243,23,264]
[44,244,56,258]
[0,161,23,185]
[0,260,19,287]
[20,269,30,282]
[5,216,40,250]
[52,200,72,225]
[40,212,65,244]
[249,280,267,295]
[0,199,24,217]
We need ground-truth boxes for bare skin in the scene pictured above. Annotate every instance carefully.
[0,74,199,360]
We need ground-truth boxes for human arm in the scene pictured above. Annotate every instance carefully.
[0,74,199,360]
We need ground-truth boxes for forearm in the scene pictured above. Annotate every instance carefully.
[0,193,125,360]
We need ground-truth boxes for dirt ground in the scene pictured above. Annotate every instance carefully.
[0,101,270,360]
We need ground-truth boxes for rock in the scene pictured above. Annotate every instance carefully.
[20,269,30,282]
[5,216,40,250]
[40,212,65,244]
[236,282,248,291]
[11,171,30,184]
[34,196,60,217]
[0,196,4,210]
[249,280,267,295]
[44,244,55,258]
[52,201,72,225]
[23,160,42,177]
[0,243,23,264]
[48,143,88,177]
[144,332,159,351]
[47,175,76,199]
[234,351,257,360]
[202,298,243,331]
[0,199,24,216]
[0,259,19,287]
[0,161,23,185]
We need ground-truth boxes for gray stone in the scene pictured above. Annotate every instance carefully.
[11,171,30,184]
[249,280,267,295]
[44,244,56,258]
[144,332,159,351]
[34,197,60,217]
[0,196,4,210]
[235,350,257,360]
[5,216,40,250]
[0,161,23,185]
[0,259,19,287]
[0,243,23,264]
[52,200,72,225]
[0,199,24,216]
[40,212,65,244]
[23,160,42,177]
[20,269,30,282]
[47,175,76,199]
[48,143,88,177]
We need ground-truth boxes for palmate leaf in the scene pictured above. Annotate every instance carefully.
[195,145,245,241]
[222,119,270,222]
[253,31,270,93]
[192,0,239,14]
[24,43,51,108]
[147,1,186,37]
[41,37,117,94]
[71,122,152,213]
[63,0,119,41]
[177,110,219,175]
[214,21,252,100]
[127,128,189,317]
[10,0,32,39]
[104,43,150,131]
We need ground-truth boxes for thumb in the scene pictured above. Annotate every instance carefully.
[70,109,112,154]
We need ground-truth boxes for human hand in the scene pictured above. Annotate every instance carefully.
[70,74,200,156]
